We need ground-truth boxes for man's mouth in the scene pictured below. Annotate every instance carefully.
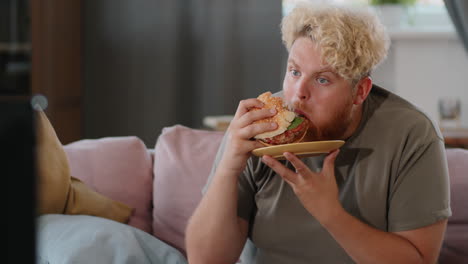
[294,109,311,121]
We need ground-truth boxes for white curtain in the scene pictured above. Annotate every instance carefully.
[444,0,468,54]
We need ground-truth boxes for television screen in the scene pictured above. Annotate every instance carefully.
[2,98,36,263]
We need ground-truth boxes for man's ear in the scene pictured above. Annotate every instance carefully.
[353,76,372,105]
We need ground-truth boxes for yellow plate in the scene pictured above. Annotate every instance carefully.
[252,140,345,160]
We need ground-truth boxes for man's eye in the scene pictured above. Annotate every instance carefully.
[291,70,301,77]
[317,77,329,84]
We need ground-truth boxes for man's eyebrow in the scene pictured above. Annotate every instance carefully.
[315,67,338,75]
[287,58,298,67]
[286,60,338,76]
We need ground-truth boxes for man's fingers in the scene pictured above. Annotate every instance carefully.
[263,150,340,186]
[323,149,340,175]
[238,122,277,140]
[283,152,311,176]
[237,107,276,128]
[262,155,297,185]
[235,99,264,118]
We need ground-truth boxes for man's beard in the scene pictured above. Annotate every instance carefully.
[305,101,354,141]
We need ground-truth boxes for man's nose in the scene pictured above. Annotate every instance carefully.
[295,80,310,101]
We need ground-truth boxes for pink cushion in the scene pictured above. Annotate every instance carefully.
[439,224,468,263]
[64,136,153,233]
[152,125,224,255]
[439,148,468,263]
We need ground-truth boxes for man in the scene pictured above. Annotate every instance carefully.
[186,3,451,264]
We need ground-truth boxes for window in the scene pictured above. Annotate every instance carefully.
[282,0,453,31]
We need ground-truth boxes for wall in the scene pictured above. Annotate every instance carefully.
[372,30,468,127]
[84,2,468,144]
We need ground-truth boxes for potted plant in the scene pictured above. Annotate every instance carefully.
[369,0,417,28]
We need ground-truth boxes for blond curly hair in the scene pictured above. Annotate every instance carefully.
[281,3,390,81]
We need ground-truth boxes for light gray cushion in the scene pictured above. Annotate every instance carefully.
[37,214,187,264]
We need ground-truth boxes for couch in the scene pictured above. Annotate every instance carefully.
[36,125,468,263]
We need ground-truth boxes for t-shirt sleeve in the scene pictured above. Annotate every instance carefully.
[201,132,228,195]
[388,138,452,232]
[237,158,258,222]
[201,132,257,222]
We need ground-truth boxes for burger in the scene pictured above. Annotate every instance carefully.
[252,92,309,146]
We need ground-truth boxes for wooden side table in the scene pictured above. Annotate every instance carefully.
[441,127,468,149]
[203,115,233,131]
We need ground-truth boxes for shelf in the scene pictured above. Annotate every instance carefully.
[441,127,468,149]
[0,43,32,53]
[0,95,31,102]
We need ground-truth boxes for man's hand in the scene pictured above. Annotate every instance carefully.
[220,99,277,174]
[262,149,342,224]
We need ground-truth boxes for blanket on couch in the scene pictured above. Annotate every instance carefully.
[36,214,187,264]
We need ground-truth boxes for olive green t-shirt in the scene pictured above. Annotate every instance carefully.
[206,86,451,264]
